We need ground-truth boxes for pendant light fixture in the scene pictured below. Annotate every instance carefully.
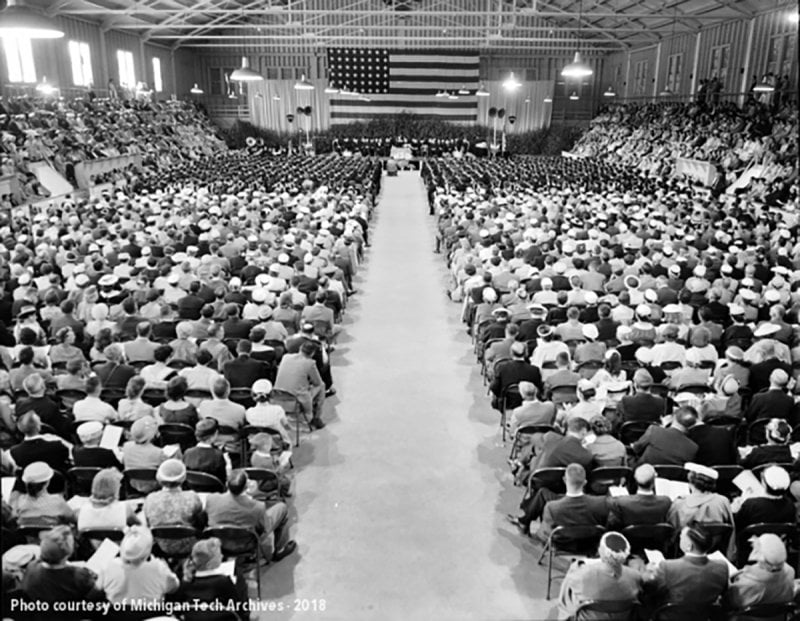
[603,86,616,97]
[35,76,56,95]
[753,77,775,93]
[294,74,315,90]
[543,96,553,103]
[448,91,459,100]
[0,1,64,39]
[324,82,339,94]
[190,83,204,94]
[569,92,579,100]
[458,85,470,95]
[435,90,448,98]
[476,83,490,97]
[502,72,521,91]
[230,56,262,82]
[561,0,593,79]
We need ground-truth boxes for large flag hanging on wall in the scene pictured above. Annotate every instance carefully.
[327,48,479,124]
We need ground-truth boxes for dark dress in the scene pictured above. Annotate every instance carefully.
[174,573,248,621]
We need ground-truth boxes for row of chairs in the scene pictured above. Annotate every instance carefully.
[573,599,798,621]
[15,522,266,598]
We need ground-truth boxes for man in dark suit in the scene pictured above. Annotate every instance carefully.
[177,281,207,320]
[490,341,543,408]
[748,343,791,394]
[509,418,594,533]
[221,304,254,340]
[616,369,666,429]
[631,407,698,466]
[535,463,608,541]
[9,413,70,489]
[746,368,795,424]
[516,305,547,342]
[72,421,122,470]
[222,340,270,389]
[642,522,728,619]
[93,344,136,390]
[183,419,230,485]
[608,464,671,529]
[687,408,736,466]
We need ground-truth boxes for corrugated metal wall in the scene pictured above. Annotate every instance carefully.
[599,5,798,102]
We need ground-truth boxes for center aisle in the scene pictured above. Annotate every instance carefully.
[262,171,550,620]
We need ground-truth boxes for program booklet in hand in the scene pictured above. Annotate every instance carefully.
[99,424,123,449]
[86,538,120,575]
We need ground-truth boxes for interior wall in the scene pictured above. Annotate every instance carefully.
[599,4,798,102]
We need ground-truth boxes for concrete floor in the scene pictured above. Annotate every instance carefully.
[257,170,558,621]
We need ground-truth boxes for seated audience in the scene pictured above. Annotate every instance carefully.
[608,464,671,529]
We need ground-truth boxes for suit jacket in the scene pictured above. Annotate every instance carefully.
[648,555,728,612]
[183,445,227,485]
[608,493,671,529]
[222,318,255,340]
[540,494,608,538]
[274,353,323,395]
[491,359,543,397]
[746,389,795,424]
[617,392,666,425]
[535,434,594,471]
[688,424,736,466]
[724,563,796,616]
[94,362,136,390]
[123,338,158,363]
[632,426,698,466]
[734,496,797,533]
[748,359,792,394]
[222,355,269,389]
[72,446,122,470]
[10,437,70,474]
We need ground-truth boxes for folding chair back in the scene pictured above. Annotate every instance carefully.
[587,466,633,496]
[574,600,636,621]
[67,466,102,497]
[737,522,798,568]
[621,523,675,556]
[712,465,743,499]
[702,522,733,554]
[184,470,225,493]
[652,603,721,621]
[228,388,255,409]
[270,389,307,447]
[529,467,567,494]
[619,421,652,446]
[653,464,687,481]
[747,419,772,445]
[726,602,797,620]
[122,468,159,499]
[158,423,195,451]
[543,525,606,599]
[202,527,262,598]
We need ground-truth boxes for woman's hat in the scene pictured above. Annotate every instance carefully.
[156,459,186,484]
[120,526,154,563]
[91,468,122,502]
[131,417,158,444]
[22,461,53,484]
[251,379,273,395]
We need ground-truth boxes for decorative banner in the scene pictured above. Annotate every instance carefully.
[675,157,716,186]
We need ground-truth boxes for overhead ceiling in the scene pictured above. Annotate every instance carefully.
[29,0,786,51]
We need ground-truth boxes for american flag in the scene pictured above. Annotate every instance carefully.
[327,48,479,124]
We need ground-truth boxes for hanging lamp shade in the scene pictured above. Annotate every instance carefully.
[502,72,521,91]
[561,51,593,79]
[753,78,775,93]
[603,86,616,97]
[476,83,490,97]
[569,91,579,100]
[294,74,315,90]
[435,90,448,98]
[324,82,339,94]
[230,56,262,82]
[36,76,56,95]
[447,91,459,100]
[543,96,553,103]
[0,3,64,39]
[190,83,204,94]
[458,85,470,95]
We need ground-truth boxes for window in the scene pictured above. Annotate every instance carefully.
[666,53,683,93]
[152,57,163,92]
[209,67,236,95]
[709,45,729,86]
[766,33,796,79]
[633,60,649,96]
[3,37,36,83]
[68,40,93,87]
[116,49,136,88]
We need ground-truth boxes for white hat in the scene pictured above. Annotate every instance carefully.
[764,289,781,303]
[278,253,290,264]
[77,421,103,442]
[251,379,273,394]
[635,303,651,317]
[753,323,780,338]
[728,303,744,316]
[685,462,718,480]
[762,465,790,491]
[98,274,119,287]
[251,288,268,303]
[582,324,599,340]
